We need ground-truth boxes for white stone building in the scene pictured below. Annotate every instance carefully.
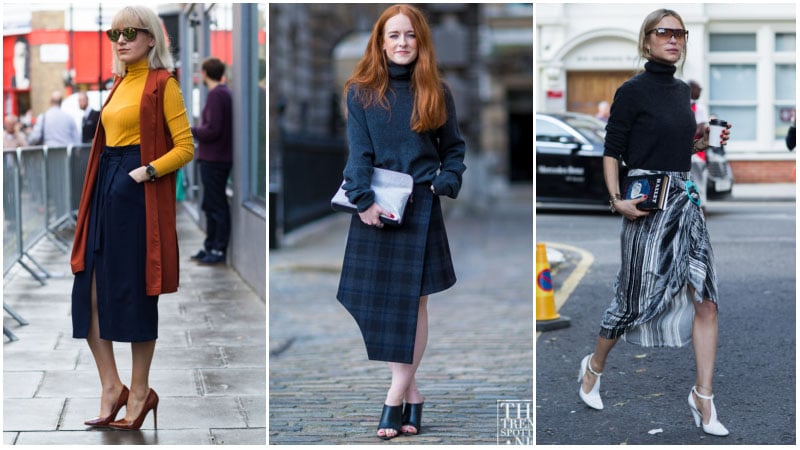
[536,3,796,182]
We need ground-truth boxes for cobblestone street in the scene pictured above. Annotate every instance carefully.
[269,186,533,444]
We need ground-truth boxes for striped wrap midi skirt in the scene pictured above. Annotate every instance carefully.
[337,183,457,364]
[599,169,718,347]
[71,145,159,342]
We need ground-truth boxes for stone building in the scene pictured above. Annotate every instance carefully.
[536,3,796,182]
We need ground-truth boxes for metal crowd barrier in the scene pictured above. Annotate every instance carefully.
[3,144,91,341]
[17,146,49,283]
[3,150,26,342]
[3,151,21,277]
[4,145,89,283]
[45,146,74,251]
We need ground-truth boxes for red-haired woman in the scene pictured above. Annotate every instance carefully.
[336,4,466,440]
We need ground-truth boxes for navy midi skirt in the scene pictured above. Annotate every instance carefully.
[72,145,159,342]
[337,183,457,364]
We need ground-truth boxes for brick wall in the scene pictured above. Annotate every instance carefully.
[29,11,67,116]
[730,160,796,183]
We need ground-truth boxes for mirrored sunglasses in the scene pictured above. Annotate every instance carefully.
[647,28,688,40]
[106,27,149,43]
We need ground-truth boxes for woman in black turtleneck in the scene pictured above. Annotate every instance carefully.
[577,9,732,437]
[337,4,466,440]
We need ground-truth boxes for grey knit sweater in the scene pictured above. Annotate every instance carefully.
[343,62,466,212]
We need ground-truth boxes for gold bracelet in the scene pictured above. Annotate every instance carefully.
[609,193,622,212]
[693,138,708,153]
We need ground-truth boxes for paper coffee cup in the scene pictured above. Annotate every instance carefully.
[708,118,725,148]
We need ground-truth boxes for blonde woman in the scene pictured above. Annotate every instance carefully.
[578,8,731,437]
[71,5,193,430]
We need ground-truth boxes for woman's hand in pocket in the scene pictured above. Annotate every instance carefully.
[128,166,150,184]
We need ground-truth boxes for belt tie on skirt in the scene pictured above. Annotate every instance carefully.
[91,145,141,252]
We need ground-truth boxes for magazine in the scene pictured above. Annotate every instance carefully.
[623,174,671,210]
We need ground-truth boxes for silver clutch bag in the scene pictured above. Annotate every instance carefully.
[331,168,414,226]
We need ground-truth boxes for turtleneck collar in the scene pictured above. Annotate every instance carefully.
[644,60,677,77]
[388,60,414,81]
[125,59,150,77]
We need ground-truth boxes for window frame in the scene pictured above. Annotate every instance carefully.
[706,25,796,150]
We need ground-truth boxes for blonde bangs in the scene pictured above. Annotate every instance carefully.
[110,6,174,76]
[111,7,146,30]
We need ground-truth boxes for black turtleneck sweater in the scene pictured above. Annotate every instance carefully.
[603,60,695,171]
[343,61,466,212]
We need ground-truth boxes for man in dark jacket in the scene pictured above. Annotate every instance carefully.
[190,57,233,265]
[78,92,101,144]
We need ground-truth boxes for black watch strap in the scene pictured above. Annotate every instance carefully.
[145,164,157,182]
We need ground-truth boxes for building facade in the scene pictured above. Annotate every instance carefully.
[537,3,796,182]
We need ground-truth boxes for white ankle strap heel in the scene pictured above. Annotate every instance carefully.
[578,354,603,410]
[688,386,729,436]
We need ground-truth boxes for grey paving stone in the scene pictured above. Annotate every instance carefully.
[210,427,266,445]
[13,429,215,445]
[4,349,81,371]
[188,329,266,347]
[155,396,250,429]
[4,398,64,431]
[35,369,200,399]
[3,371,44,399]
[3,432,18,445]
[222,346,268,368]
[239,395,267,428]
[199,368,267,396]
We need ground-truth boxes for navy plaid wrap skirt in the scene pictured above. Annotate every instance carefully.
[337,183,456,364]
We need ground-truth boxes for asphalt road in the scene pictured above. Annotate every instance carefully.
[535,201,796,445]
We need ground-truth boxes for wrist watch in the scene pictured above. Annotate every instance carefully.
[145,164,157,182]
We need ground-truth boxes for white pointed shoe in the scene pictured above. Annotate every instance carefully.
[578,354,603,410]
[688,386,729,436]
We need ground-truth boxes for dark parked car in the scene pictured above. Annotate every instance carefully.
[536,111,733,208]
[536,112,620,209]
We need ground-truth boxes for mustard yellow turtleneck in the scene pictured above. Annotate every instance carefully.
[101,59,194,176]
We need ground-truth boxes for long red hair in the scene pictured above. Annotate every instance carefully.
[344,4,446,133]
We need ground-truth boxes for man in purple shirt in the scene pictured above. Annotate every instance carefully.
[190,57,233,265]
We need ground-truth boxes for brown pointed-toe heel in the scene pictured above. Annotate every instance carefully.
[109,388,159,430]
[84,385,129,427]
